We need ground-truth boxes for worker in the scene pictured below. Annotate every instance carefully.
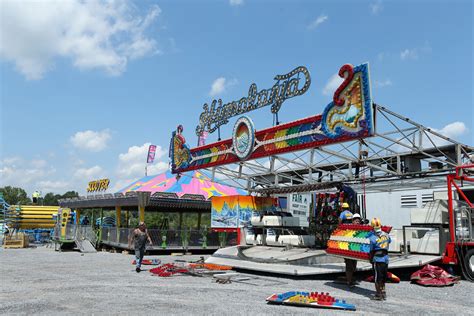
[369,218,391,300]
[338,208,355,287]
[338,203,353,224]
[344,213,362,287]
[337,183,357,210]
[128,222,153,273]
[3,223,10,235]
[32,191,41,204]
[352,213,362,224]
[81,216,90,226]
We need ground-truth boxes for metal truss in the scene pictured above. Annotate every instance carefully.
[204,104,474,194]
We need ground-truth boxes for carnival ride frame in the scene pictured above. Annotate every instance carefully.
[170,64,473,195]
[205,104,473,194]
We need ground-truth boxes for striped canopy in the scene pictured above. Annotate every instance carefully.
[118,170,246,200]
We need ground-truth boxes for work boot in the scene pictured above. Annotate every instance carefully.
[370,294,383,301]
[371,283,383,301]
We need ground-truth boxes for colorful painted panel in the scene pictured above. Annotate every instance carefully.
[211,196,276,228]
[170,63,374,174]
[325,224,392,261]
[119,171,246,199]
[266,291,356,311]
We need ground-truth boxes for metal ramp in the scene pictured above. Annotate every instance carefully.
[75,239,97,253]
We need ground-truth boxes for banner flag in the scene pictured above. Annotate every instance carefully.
[147,145,157,163]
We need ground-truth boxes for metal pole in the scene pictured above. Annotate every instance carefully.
[139,206,145,223]
[447,175,455,243]
[197,212,202,230]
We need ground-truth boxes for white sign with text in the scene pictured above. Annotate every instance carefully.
[288,193,311,227]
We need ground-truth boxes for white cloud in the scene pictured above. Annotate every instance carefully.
[394,121,469,152]
[400,43,432,61]
[36,180,71,193]
[369,0,383,15]
[70,129,111,152]
[375,79,392,87]
[322,73,343,96]
[0,157,59,195]
[117,143,168,178]
[0,0,161,80]
[422,122,468,148]
[31,159,47,169]
[436,122,468,139]
[400,48,418,60]
[308,14,328,30]
[229,0,244,6]
[73,165,104,179]
[209,77,238,97]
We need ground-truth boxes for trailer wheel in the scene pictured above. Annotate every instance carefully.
[462,248,474,281]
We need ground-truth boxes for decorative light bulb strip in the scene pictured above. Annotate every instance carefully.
[266,291,356,311]
[325,224,392,261]
[170,63,374,174]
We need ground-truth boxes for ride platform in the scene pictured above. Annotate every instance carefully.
[205,245,442,276]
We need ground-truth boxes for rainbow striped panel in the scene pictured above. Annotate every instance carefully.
[326,224,391,261]
[266,291,356,311]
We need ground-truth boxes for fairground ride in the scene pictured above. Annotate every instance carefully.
[169,63,474,279]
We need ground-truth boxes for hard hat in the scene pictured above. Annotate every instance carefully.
[371,218,382,230]
[342,202,350,209]
[353,213,361,219]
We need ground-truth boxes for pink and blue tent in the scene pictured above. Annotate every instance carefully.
[118,170,246,200]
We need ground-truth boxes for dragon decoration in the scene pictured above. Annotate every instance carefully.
[170,63,374,174]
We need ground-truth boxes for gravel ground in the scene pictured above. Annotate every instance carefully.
[1,246,473,316]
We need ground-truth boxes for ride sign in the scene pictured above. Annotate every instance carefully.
[170,63,374,174]
[196,66,311,136]
[87,179,110,193]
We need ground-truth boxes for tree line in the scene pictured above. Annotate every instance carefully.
[0,186,79,206]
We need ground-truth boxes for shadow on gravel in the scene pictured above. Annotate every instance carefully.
[324,281,376,299]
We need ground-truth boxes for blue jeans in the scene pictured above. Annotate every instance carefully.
[135,247,145,269]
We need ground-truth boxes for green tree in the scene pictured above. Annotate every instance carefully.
[61,191,79,199]
[0,186,32,205]
[43,191,79,206]
[43,192,61,206]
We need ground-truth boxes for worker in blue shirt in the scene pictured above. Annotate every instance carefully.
[338,203,353,224]
[337,183,357,210]
[338,206,357,287]
[368,218,391,300]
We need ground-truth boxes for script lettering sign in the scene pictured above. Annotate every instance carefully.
[196,66,311,136]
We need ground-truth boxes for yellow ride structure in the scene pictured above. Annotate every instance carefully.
[6,205,60,229]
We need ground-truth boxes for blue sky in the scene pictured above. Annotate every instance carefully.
[0,0,472,195]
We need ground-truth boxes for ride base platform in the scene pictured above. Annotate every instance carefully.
[205,245,442,276]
